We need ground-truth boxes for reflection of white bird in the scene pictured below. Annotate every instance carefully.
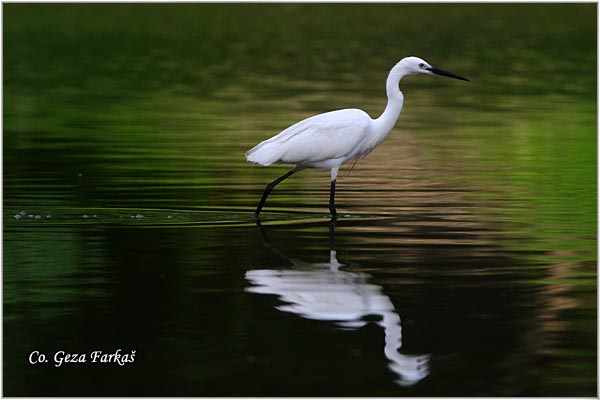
[245,262,429,386]
[246,56,469,218]
[246,221,430,386]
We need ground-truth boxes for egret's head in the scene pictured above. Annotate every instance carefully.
[400,56,432,74]
[400,56,469,81]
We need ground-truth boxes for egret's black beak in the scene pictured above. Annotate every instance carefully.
[428,66,470,81]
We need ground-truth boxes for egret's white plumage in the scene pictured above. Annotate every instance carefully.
[246,56,468,217]
[246,108,372,169]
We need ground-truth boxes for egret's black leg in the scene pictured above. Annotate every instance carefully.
[254,168,299,218]
[329,179,338,217]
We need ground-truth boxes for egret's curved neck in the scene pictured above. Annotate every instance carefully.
[374,64,407,137]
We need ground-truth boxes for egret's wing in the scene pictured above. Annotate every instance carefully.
[246,109,372,166]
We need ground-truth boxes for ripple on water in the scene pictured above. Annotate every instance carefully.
[4,207,379,228]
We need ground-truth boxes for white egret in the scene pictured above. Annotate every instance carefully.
[246,56,469,218]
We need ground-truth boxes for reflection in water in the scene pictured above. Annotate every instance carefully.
[245,220,429,387]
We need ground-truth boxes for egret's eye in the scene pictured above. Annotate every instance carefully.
[418,63,425,68]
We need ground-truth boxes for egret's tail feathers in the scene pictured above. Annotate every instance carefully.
[245,142,281,166]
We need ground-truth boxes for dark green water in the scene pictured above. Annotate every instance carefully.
[4,4,596,396]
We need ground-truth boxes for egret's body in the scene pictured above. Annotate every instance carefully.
[246,56,468,218]
[248,108,373,170]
